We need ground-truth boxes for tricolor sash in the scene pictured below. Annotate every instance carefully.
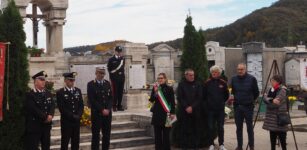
[156,86,171,113]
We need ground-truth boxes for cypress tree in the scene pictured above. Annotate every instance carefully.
[171,15,211,148]
[180,16,209,81]
[0,1,30,149]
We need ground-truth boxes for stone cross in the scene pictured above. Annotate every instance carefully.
[26,3,44,48]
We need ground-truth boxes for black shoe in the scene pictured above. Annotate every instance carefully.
[113,106,117,112]
[117,107,124,111]
[235,147,243,150]
[117,105,124,111]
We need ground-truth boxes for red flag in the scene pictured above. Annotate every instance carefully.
[0,42,6,121]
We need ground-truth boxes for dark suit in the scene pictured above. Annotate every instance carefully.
[25,89,55,150]
[176,79,203,147]
[87,79,113,150]
[149,84,175,150]
[107,55,125,110]
[56,87,84,150]
[203,78,229,146]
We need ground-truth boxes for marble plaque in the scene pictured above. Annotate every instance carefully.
[70,64,109,94]
[285,59,300,85]
[129,64,146,89]
[300,59,307,89]
[247,53,263,90]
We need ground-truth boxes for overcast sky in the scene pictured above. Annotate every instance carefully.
[23,0,278,49]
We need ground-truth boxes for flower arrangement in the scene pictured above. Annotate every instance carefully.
[80,106,91,127]
[45,81,54,92]
[227,88,234,105]
[225,87,234,118]
[147,95,154,112]
[28,46,44,57]
[288,96,297,111]
[167,80,176,86]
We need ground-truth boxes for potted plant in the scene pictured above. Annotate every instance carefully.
[28,46,44,57]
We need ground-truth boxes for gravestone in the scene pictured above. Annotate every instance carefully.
[285,58,300,86]
[243,42,264,91]
[151,44,176,80]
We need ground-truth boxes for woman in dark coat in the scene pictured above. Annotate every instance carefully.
[263,75,288,150]
[149,73,176,150]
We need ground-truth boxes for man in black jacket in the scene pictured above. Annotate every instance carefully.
[107,46,125,111]
[87,67,113,150]
[56,72,84,150]
[176,68,203,148]
[204,65,229,150]
[231,63,259,150]
[25,71,55,150]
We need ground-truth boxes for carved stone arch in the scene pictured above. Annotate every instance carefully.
[13,0,68,55]
[12,0,32,18]
[34,0,52,12]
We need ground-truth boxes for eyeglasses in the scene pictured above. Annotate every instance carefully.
[157,77,164,79]
[68,79,75,82]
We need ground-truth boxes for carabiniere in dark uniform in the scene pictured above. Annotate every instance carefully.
[107,46,125,111]
[87,67,113,150]
[25,71,55,150]
[56,72,84,150]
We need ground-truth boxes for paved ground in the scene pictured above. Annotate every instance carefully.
[211,107,307,150]
[170,107,307,150]
[111,107,307,150]
[222,117,307,150]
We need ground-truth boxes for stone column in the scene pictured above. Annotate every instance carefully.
[45,19,65,56]
[121,43,149,110]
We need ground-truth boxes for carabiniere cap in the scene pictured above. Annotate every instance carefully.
[32,71,47,80]
[63,72,77,80]
[96,66,106,72]
[115,46,123,52]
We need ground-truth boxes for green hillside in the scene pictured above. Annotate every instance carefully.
[149,0,307,49]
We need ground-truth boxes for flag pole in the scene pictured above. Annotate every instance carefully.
[5,42,10,111]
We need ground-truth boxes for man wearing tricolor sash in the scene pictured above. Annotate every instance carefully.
[149,73,175,150]
[107,46,125,111]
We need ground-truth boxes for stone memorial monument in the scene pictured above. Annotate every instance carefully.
[122,43,149,110]
[8,0,69,89]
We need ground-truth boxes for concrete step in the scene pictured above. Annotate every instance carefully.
[50,136,154,150]
[51,128,148,145]
[112,144,155,150]
[51,121,138,136]
[52,113,134,127]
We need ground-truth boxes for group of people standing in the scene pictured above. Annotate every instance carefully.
[24,46,125,150]
[23,43,289,150]
[150,63,289,150]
